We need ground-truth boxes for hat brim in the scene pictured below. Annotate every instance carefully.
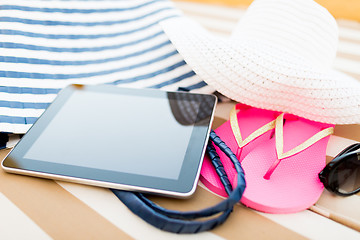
[161,17,360,124]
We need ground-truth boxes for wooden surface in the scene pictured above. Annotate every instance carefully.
[1,101,360,239]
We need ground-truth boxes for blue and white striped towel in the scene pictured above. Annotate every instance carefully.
[0,0,212,136]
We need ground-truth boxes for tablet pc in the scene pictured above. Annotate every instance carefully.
[2,84,217,198]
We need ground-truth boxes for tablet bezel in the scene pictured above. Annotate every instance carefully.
[2,84,217,198]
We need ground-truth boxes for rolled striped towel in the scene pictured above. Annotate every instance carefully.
[0,0,212,135]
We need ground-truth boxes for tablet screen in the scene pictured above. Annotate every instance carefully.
[24,90,197,180]
[2,85,217,197]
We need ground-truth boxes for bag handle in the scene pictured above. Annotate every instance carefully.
[112,130,246,233]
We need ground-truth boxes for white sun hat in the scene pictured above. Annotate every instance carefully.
[161,0,360,124]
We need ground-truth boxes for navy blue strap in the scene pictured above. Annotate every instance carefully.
[207,141,234,195]
[112,190,233,233]
[112,130,246,233]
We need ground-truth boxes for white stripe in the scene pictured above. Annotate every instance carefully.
[0,77,97,89]
[0,64,193,89]
[13,50,181,77]
[0,44,176,74]
[259,210,360,240]
[0,192,52,240]
[0,43,175,63]
[317,190,360,225]
[0,2,176,22]
[0,122,31,133]
[333,57,360,75]
[0,92,57,102]
[0,10,178,36]
[0,0,157,9]
[0,27,164,48]
[326,135,358,157]
[0,62,187,88]
[118,63,197,88]
[339,27,360,42]
[0,107,44,118]
[57,182,225,240]
[337,41,360,56]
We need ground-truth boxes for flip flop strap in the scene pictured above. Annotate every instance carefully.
[230,105,276,148]
[275,113,334,160]
[263,113,334,179]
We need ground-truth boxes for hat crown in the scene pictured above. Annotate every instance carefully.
[231,0,338,68]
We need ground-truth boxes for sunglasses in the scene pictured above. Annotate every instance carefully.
[319,143,360,196]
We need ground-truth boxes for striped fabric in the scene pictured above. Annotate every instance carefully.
[0,0,211,134]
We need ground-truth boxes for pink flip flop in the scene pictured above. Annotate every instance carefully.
[200,104,279,197]
[240,113,334,213]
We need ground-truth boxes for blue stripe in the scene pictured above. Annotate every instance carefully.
[0,86,60,94]
[0,1,166,13]
[0,115,38,124]
[150,71,196,88]
[0,62,191,110]
[0,8,173,26]
[112,60,187,85]
[183,81,207,90]
[0,15,177,39]
[0,50,178,79]
[0,31,163,52]
[0,101,50,109]
[0,40,171,65]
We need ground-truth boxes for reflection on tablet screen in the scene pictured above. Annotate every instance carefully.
[24,90,199,180]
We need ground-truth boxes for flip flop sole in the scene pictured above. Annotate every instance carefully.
[240,117,333,213]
